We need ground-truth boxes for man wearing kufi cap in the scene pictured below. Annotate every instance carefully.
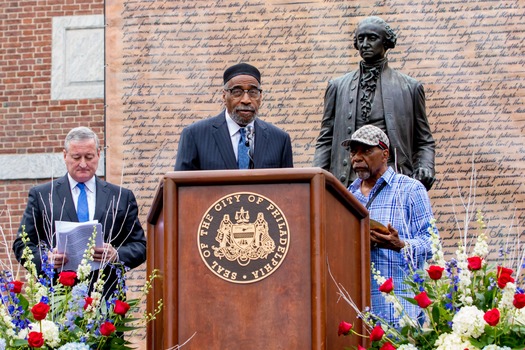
[313,16,436,190]
[344,124,437,326]
[175,62,293,170]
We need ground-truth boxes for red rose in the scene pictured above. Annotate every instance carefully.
[358,346,366,350]
[513,294,525,309]
[31,302,50,321]
[338,321,352,336]
[84,296,93,310]
[100,321,116,336]
[484,308,500,326]
[498,274,515,289]
[498,266,513,276]
[113,300,130,315]
[467,256,482,271]
[370,325,385,341]
[27,331,44,348]
[58,271,77,287]
[9,280,24,294]
[497,267,514,289]
[379,277,394,293]
[426,265,445,280]
[380,342,396,350]
[414,291,432,308]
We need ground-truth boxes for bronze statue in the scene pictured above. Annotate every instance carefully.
[313,16,436,190]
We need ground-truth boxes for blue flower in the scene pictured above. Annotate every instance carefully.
[57,342,90,350]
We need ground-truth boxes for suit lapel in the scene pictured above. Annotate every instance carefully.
[380,66,395,126]
[346,71,360,130]
[94,177,111,222]
[55,175,77,222]
[252,119,268,168]
[212,112,237,168]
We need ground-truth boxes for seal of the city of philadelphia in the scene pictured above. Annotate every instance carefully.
[197,192,290,284]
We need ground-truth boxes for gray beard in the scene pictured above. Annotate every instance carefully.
[355,169,371,180]
[230,111,257,126]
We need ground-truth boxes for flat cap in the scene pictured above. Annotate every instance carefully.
[223,62,261,84]
[341,125,390,150]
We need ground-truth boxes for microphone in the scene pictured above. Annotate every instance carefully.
[246,125,254,166]
[245,125,254,147]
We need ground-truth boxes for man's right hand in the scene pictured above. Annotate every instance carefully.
[48,248,68,269]
[413,167,435,191]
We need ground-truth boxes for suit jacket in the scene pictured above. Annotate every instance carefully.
[174,111,294,170]
[13,175,147,295]
[313,62,435,187]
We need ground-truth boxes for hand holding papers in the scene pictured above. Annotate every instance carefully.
[55,220,103,272]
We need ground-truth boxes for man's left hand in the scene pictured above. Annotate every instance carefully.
[412,167,435,191]
[93,243,119,263]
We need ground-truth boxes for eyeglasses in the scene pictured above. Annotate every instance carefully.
[225,87,262,99]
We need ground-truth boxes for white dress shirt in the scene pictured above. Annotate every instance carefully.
[225,111,255,161]
[68,174,96,221]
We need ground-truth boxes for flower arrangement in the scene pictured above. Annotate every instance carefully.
[0,227,162,350]
[338,210,525,350]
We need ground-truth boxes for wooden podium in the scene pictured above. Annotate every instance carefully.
[146,168,370,349]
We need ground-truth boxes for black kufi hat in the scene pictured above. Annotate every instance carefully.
[223,63,261,84]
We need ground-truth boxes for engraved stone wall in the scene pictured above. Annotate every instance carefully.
[105,1,525,344]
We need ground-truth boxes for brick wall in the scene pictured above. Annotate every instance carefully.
[0,0,104,265]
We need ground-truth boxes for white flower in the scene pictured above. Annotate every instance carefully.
[472,232,489,258]
[455,246,473,306]
[40,320,60,348]
[511,307,525,325]
[17,320,60,348]
[428,218,446,266]
[462,295,473,305]
[16,327,29,340]
[77,261,92,280]
[371,262,387,285]
[34,284,49,304]
[482,346,511,350]
[0,305,14,333]
[58,342,91,350]
[398,344,418,350]
[498,282,516,312]
[434,332,478,350]
[0,338,6,350]
[452,305,486,339]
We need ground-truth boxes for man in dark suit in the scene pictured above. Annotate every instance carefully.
[313,16,435,190]
[13,126,146,297]
[174,62,293,170]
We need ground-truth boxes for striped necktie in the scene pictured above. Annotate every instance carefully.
[237,128,250,169]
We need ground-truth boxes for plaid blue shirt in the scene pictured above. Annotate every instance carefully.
[348,167,436,325]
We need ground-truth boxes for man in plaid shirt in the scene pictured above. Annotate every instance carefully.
[345,125,436,326]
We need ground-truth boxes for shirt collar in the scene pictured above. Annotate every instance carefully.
[68,174,96,193]
[225,110,255,136]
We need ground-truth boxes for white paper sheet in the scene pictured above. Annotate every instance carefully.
[55,220,103,272]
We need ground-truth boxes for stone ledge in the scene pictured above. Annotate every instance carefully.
[0,153,105,180]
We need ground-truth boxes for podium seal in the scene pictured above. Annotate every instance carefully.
[197,192,290,284]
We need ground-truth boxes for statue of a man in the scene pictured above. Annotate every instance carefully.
[313,16,436,190]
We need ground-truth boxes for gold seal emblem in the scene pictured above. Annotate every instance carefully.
[198,192,290,284]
